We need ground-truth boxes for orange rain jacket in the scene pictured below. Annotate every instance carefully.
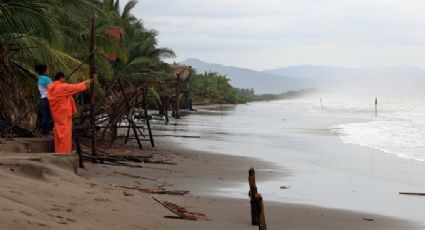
[47,81,87,154]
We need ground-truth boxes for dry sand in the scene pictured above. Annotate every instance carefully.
[0,139,420,229]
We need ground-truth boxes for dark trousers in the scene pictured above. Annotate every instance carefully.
[40,97,51,134]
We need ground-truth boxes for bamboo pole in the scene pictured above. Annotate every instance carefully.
[89,17,97,162]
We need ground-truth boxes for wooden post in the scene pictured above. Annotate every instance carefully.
[75,137,84,169]
[320,97,324,110]
[375,97,378,117]
[220,101,223,116]
[249,168,259,225]
[175,75,181,118]
[89,17,97,163]
[124,122,131,144]
[117,80,142,149]
[257,194,267,230]
[164,97,169,125]
[142,88,155,147]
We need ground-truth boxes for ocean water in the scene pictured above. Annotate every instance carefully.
[328,99,425,162]
[158,99,425,222]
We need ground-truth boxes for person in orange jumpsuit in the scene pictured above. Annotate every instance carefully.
[47,72,92,154]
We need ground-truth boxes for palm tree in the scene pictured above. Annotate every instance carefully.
[0,0,175,137]
[0,0,100,136]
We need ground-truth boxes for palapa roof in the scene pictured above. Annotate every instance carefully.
[171,64,191,80]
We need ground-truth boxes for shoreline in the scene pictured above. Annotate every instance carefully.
[0,100,424,229]
[88,138,425,229]
[0,139,420,229]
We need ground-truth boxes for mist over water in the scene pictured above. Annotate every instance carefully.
[309,71,425,162]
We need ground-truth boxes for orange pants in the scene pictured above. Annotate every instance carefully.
[53,116,73,153]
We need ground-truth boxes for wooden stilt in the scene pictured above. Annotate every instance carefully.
[89,17,97,163]
[375,97,378,117]
[165,97,169,125]
[129,107,142,149]
[75,137,84,169]
[124,122,131,144]
[142,88,155,147]
[118,80,142,149]
[175,76,181,118]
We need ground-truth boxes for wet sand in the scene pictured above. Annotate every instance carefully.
[0,139,420,229]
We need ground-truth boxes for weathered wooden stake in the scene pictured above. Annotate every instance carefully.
[249,167,260,225]
[257,193,267,230]
[175,75,181,118]
[75,137,84,169]
[375,97,378,117]
[124,122,131,144]
[320,97,324,110]
[249,167,267,229]
[89,17,97,163]
[142,88,155,147]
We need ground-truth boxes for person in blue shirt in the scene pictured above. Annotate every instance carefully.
[35,64,53,135]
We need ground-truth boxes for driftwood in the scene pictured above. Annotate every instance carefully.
[113,171,161,181]
[117,185,189,195]
[152,134,200,139]
[399,192,425,196]
[152,195,205,221]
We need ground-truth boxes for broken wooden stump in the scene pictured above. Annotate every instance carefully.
[249,167,260,225]
[257,193,267,230]
[248,167,267,230]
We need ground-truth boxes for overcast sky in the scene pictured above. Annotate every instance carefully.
[124,0,425,69]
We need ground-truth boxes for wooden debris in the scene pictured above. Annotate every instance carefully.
[117,185,189,195]
[113,171,160,181]
[152,134,200,139]
[280,186,289,189]
[152,195,206,221]
[363,218,374,221]
[123,191,134,197]
[399,192,425,196]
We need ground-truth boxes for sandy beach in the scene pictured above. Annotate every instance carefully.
[0,136,421,230]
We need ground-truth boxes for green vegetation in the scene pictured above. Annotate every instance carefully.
[0,0,174,136]
[190,71,251,104]
[0,0,315,136]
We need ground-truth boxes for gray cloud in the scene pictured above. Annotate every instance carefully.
[123,0,425,69]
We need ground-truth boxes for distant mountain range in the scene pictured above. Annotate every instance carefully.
[182,58,425,96]
[181,58,304,94]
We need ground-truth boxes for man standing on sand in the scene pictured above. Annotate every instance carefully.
[47,71,92,154]
[35,64,53,135]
